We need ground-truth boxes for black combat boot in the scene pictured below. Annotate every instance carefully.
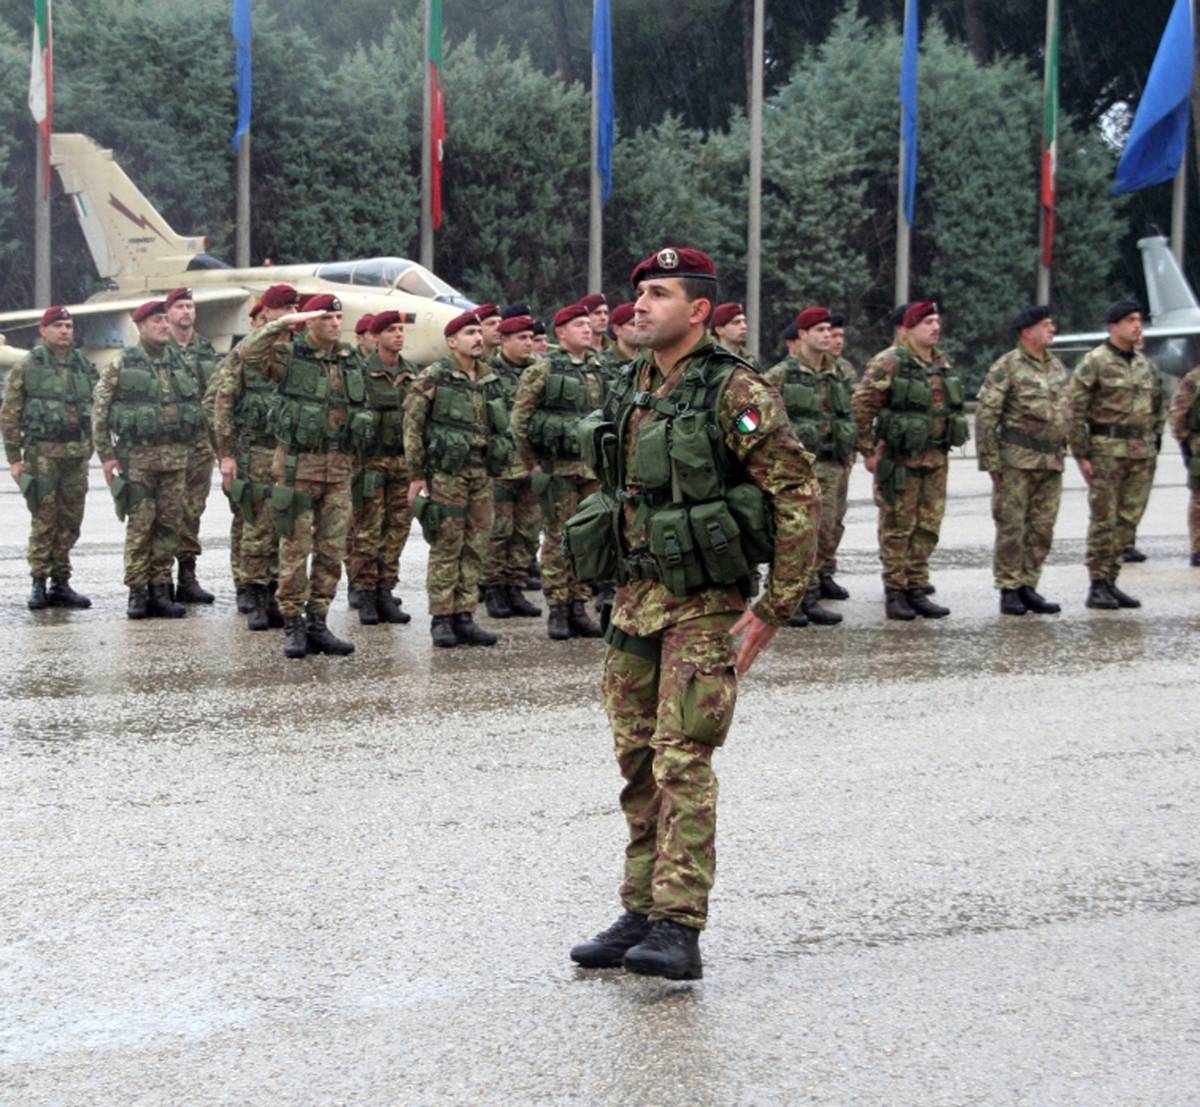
[453,612,498,646]
[246,586,271,631]
[1105,579,1141,608]
[622,919,703,981]
[49,578,91,608]
[127,586,150,620]
[266,581,284,628]
[175,558,214,604]
[570,911,652,969]
[306,612,355,655]
[818,574,849,600]
[28,577,49,610]
[430,615,458,648]
[506,586,542,618]
[282,615,308,659]
[376,588,411,624]
[235,586,254,614]
[906,589,949,618]
[1122,545,1147,563]
[547,604,572,640]
[357,588,380,625]
[484,584,514,619]
[915,583,936,595]
[347,587,362,609]
[148,582,185,618]
[1018,586,1060,614]
[802,589,842,625]
[1085,580,1119,609]
[1191,552,1200,567]
[568,600,603,638]
[884,589,917,621]
[999,588,1027,615]
[785,603,809,627]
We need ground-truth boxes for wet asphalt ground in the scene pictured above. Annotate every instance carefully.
[1,450,1198,1106]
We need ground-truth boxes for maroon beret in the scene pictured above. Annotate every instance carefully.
[473,303,500,321]
[499,314,535,336]
[40,305,71,327]
[164,287,193,309]
[903,301,938,330]
[248,300,264,320]
[355,314,375,335]
[369,311,403,335]
[261,284,300,309]
[795,306,831,331]
[579,293,608,313]
[131,300,166,324]
[445,311,481,338]
[610,302,635,327]
[630,246,718,288]
[554,303,589,328]
[710,302,744,330]
[302,293,341,314]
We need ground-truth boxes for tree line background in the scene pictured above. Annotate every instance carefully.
[0,0,1194,387]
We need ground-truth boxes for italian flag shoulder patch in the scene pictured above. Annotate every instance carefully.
[735,406,761,434]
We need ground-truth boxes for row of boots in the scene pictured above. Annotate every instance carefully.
[787,573,849,627]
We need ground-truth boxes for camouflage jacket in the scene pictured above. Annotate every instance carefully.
[173,332,220,452]
[509,348,605,479]
[834,355,859,384]
[488,351,532,480]
[92,341,191,470]
[1168,365,1200,452]
[402,356,500,475]
[1067,341,1165,461]
[975,344,1069,472]
[1,345,97,463]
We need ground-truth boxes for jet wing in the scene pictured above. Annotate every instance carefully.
[0,287,250,331]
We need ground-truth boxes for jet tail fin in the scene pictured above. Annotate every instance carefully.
[1139,234,1200,325]
[51,133,205,287]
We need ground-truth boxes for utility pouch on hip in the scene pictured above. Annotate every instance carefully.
[529,470,568,517]
[351,467,384,512]
[876,457,907,504]
[109,473,146,522]
[18,472,55,514]
[270,484,311,539]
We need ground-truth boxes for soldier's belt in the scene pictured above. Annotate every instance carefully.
[1088,422,1147,441]
[1000,427,1062,454]
[603,621,662,664]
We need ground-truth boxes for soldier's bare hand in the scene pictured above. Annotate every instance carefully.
[864,453,879,474]
[730,608,778,675]
[407,478,429,509]
[1076,458,1094,486]
[219,456,238,492]
[276,310,325,328]
[9,462,25,485]
[102,459,120,486]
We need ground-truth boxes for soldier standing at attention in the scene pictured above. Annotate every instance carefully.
[93,301,197,619]
[828,314,858,384]
[975,306,1069,615]
[354,315,376,361]
[229,295,363,657]
[1168,361,1200,566]
[567,247,818,979]
[852,301,968,620]
[595,302,639,384]
[581,293,610,355]
[510,303,605,640]
[165,287,219,604]
[404,312,513,648]
[1,306,96,610]
[710,302,760,370]
[1068,299,1165,610]
[531,320,550,358]
[481,314,543,620]
[474,303,502,360]
[765,306,853,622]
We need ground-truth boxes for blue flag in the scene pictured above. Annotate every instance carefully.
[593,0,615,204]
[899,0,919,225]
[1114,0,1194,195]
[231,0,252,151]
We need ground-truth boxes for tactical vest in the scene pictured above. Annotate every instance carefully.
[424,362,514,477]
[109,344,204,448]
[489,354,528,408]
[528,352,603,461]
[567,349,774,597]
[877,346,969,456]
[364,361,415,456]
[778,359,856,463]
[232,359,280,448]
[179,336,222,392]
[272,339,371,455]
[19,346,97,443]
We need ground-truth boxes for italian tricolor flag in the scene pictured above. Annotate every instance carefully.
[29,0,53,197]
[1040,4,1059,269]
[429,0,445,230]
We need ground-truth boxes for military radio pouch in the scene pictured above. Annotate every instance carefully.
[563,489,621,584]
[228,475,268,523]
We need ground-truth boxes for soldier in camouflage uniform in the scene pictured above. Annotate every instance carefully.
[765,306,854,626]
[511,303,606,640]
[594,301,640,386]
[345,311,416,626]
[1,306,96,610]
[851,302,968,620]
[581,293,611,356]
[481,313,543,620]
[710,301,761,372]
[93,301,196,619]
[354,315,376,362]
[828,313,859,385]
[474,303,502,361]
[975,306,1069,615]
[228,294,363,657]
[1068,300,1165,609]
[1167,362,1200,566]
[404,312,512,648]
[165,288,220,604]
[567,247,819,980]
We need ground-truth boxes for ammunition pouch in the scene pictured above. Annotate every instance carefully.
[947,412,970,448]
[529,470,575,517]
[876,457,909,505]
[563,489,622,584]
[351,467,385,512]
[228,476,271,523]
[18,471,57,513]
[413,492,465,544]
[109,472,149,523]
[270,483,313,539]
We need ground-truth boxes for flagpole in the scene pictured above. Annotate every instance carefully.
[746,0,764,357]
[420,0,433,270]
[588,38,602,292]
[236,131,250,268]
[1171,0,1193,267]
[895,0,914,306]
[1037,0,1058,303]
[34,127,51,304]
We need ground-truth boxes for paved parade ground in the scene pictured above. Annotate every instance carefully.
[2,452,1198,1105]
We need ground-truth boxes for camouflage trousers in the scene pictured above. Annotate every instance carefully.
[235,446,279,588]
[813,459,851,582]
[541,475,598,604]
[177,443,215,561]
[276,477,352,617]
[1086,454,1155,583]
[123,461,186,588]
[483,476,541,587]
[23,455,89,580]
[990,467,1062,590]
[347,455,412,591]
[1190,488,1200,555]
[603,611,739,930]
[874,464,947,590]
[229,512,245,588]
[427,466,494,616]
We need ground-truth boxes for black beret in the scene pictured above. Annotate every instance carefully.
[501,302,531,319]
[1105,298,1142,324]
[531,320,546,336]
[828,313,845,328]
[1011,305,1051,332]
[781,321,799,341]
[890,303,911,328]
